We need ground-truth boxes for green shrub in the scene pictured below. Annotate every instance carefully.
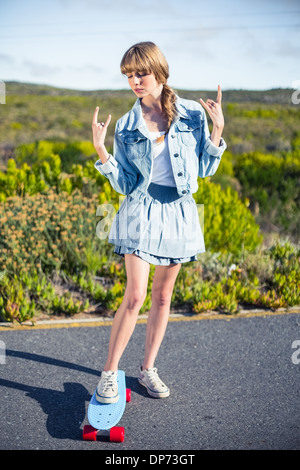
[0,154,100,200]
[14,140,97,171]
[233,151,300,237]
[193,178,263,256]
[0,150,298,322]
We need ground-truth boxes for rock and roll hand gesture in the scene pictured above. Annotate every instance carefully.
[200,85,224,146]
[92,107,111,151]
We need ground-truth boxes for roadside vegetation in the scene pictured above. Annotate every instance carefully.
[0,82,299,322]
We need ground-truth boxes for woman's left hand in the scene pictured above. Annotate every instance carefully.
[200,85,224,130]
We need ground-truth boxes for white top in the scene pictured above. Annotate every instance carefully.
[148,131,177,187]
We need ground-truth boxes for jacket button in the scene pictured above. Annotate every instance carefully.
[171,135,175,138]
[182,190,187,194]
[174,153,179,157]
[178,172,183,176]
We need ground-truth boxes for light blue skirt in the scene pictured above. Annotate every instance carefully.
[108,182,205,265]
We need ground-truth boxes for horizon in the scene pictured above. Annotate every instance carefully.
[3,79,296,93]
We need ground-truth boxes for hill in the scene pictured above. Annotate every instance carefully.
[1,81,299,155]
[3,80,295,104]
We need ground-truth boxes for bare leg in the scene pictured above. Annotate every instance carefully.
[103,253,150,371]
[142,262,181,370]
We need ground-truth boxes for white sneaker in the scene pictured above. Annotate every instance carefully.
[138,366,170,398]
[96,370,119,404]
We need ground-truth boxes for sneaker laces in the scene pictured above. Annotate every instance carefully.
[102,371,117,392]
[144,367,165,388]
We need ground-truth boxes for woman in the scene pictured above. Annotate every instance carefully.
[92,42,226,402]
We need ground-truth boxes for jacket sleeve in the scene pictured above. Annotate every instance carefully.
[94,121,139,195]
[198,105,227,178]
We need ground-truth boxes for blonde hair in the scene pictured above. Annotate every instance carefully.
[120,42,177,131]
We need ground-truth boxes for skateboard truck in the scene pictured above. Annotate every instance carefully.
[83,424,125,442]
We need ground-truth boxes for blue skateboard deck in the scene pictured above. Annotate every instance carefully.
[83,370,130,442]
[88,370,126,430]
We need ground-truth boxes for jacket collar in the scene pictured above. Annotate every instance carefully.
[126,95,191,132]
[126,98,145,131]
[175,95,193,120]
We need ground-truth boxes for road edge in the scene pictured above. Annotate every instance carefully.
[0,306,300,331]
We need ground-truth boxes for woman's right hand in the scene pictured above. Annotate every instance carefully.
[92,107,111,151]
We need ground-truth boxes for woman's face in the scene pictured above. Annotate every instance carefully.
[126,71,163,99]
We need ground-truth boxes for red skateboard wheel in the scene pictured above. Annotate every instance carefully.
[83,424,97,441]
[126,388,131,403]
[110,426,125,443]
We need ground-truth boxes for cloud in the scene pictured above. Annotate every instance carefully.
[274,38,300,58]
[69,64,104,74]
[0,53,15,65]
[23,59,60,77]
[22,58,105,78]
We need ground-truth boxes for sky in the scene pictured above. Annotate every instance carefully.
[0,0,299,91]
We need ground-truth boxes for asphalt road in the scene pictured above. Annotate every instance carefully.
[0,312,299,451]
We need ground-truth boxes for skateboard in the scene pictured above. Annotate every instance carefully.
[83,370,131,443]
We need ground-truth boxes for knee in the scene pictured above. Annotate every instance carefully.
[124,287,147,311]
[152,287,173,308]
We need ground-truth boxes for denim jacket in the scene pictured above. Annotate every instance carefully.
[94,95,226,200]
